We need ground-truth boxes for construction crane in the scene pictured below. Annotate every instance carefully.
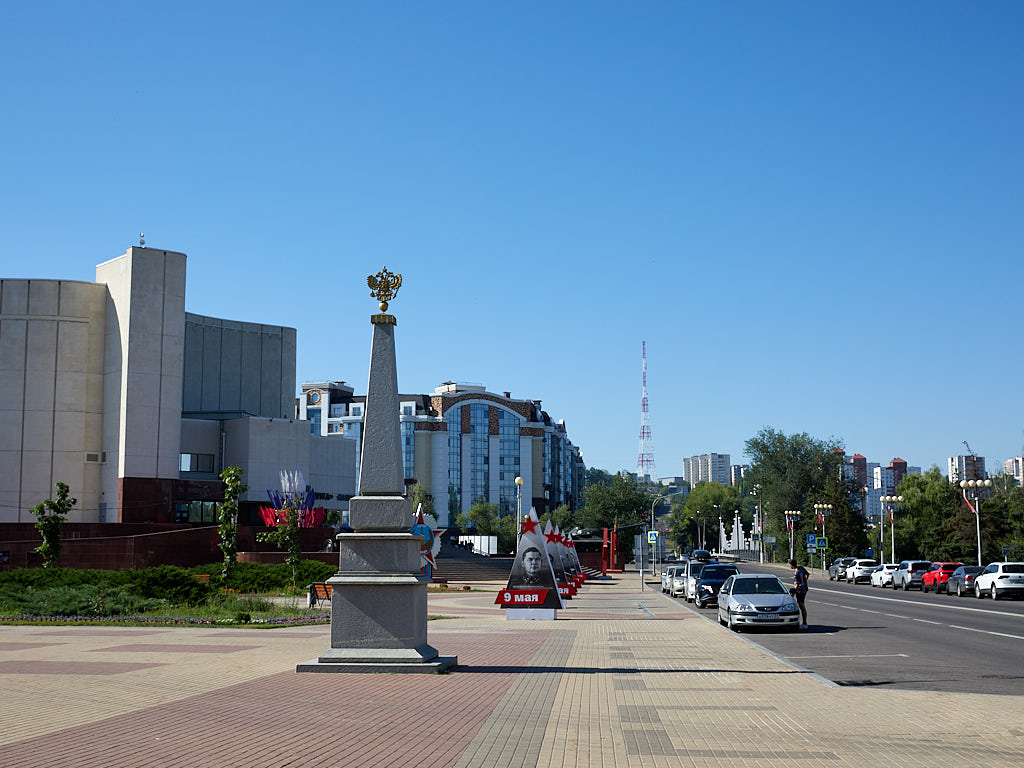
[962,440,976,457]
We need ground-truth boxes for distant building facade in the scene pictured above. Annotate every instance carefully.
[948,455,986,483]
[730,464,749,486]
[1005,457,1024,486]
[682,453,730,486]
[298,381,585,526]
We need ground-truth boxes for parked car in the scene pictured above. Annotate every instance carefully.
[682,553,717,602]
[828,557,857,581]
[945,565,984,597]
[692,563,740,608]
[892,560,932,590]
[973,562,1024,600]
[921,562,964,593]
[717,573,800,632]
[844,559,878,584]
[869,563,899,587]
[662,565,685,594]
[671,568,687,597]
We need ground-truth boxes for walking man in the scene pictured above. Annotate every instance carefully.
[789,558,809,629]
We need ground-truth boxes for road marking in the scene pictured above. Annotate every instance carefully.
[912,619,941,625]
[948,625,1024,641]
[788,653,909,659]
[883,613,909,619]
[810,586,1024,619]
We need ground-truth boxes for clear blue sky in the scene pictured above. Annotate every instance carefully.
[3,2,1022,477]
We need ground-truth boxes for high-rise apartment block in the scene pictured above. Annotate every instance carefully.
[682,453,730,486]
[948,455,986,483]
[1004,457,1024,486]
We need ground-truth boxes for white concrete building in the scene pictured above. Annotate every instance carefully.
[1,246,353,524]
[682,453,731,486]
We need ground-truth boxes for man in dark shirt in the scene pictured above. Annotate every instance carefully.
[789,558,809,629]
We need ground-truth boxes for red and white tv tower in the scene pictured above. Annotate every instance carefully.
[637,341,656,480]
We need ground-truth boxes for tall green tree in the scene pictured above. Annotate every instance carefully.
[217,466,248,579]
[667,482,741,551]
[744,427,853,564]
[577,472,653,562]
[540,503,573,532]
[30,482,77,568]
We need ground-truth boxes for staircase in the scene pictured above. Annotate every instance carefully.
[432,542,514,583]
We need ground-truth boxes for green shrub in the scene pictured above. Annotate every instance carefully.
[128,565,211,606]
[0,584,165,617]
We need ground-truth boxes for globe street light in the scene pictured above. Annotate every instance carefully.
[880,495,903,563]
[959,478,992,566]
[813,503,832,574]
[784,510,802,561]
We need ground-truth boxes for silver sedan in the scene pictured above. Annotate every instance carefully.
[717,574,800,632]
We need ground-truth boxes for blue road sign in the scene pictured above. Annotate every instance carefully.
[806,533,816,545]
[816,536,827,549]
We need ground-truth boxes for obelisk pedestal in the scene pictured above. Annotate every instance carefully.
[297,271,456,673]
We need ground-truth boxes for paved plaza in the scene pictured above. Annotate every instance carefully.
[2,574,1023,767]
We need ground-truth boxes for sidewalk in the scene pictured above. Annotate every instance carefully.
[1,573,1022,767]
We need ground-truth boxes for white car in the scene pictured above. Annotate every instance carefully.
[870,563,899,587]
[717,573,800,632]
[844,559,878,584]
[671,569,689,598]
[662,565,685,593]
[973,562,1024,600]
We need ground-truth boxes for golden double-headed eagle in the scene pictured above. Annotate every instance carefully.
[367,266,402,311]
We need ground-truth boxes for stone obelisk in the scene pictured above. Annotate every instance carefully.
[297,268,456,673]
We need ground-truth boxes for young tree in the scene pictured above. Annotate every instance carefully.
[257,498,302,587]
[217,466,249,579]
[409,481,435,518]
[30,482,77,568]
[745,427,845,563]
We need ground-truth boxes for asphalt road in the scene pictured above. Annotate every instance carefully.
[664,562,1024,696]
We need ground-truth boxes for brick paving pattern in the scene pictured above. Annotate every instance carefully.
[1,575,1023,766]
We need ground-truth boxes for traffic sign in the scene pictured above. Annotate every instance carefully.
[806,546,817,554]
[647,531,658,544]
[816,536,827,549]
[764,536,776,543]
[805,533,816,545]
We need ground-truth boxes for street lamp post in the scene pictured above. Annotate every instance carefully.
[959,478,992,566]
[514,476,524,549]
[650,490,686,576]
[813,503,832,575]
[880,495,903,563]
[784,510,801,561]
[752,485,764,563]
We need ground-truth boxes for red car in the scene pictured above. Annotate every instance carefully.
[921,562,964,593]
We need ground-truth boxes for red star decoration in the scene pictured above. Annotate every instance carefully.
[545,529,561,545]
[520,517,539,535]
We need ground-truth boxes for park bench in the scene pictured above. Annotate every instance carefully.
[307,582,332,608]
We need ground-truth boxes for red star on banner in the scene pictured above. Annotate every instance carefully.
[521,517,539,535]
[544,529,561,545]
